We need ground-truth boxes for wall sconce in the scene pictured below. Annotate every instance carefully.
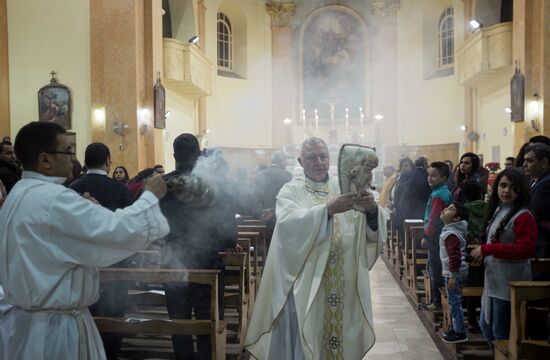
[467,130,480,142]
[460,125,467,131]
[138,108,151,135]
[112,121,129,150]
[283,118,292,124]
[504,106,512,114]
[470,19,483,30]
[374,114,384,121]
[93,108,106,128]
[529,93,540,117]
[188,35,199,46]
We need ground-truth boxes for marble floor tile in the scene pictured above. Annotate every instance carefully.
[363,259,444,360]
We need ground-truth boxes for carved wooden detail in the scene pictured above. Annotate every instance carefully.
[163,38,213,98]
[456,22,513,87]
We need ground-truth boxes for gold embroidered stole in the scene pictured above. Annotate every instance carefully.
[304,177,345,359]
[322,216,344,359]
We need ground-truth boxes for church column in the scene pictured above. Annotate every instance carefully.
[266,2,296,148]
[90,0,164,177]
[197,0,207,134]
[512,0,550,154]
[371,1,400,148]
[0,0,9,137]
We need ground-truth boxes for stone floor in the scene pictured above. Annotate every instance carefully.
[363,259,444,360]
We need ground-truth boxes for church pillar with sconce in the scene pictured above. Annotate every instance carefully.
[512,0,550,154]
[90,0,164,177]
[266,1,296,148]
[0,0,9,138]
[371,0,400,147]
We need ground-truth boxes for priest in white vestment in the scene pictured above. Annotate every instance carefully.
[0,122,170,360]
[245,138,386,359]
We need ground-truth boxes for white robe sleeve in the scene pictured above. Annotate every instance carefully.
[48,189,170,267]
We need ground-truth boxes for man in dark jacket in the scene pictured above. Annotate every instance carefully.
[254,150,292,249]
[70,143,132,211]
[160,134,237,360]
[69,142,133,360]
[0,141,21,193]
[523,143,550,260]
[394,156,432,245]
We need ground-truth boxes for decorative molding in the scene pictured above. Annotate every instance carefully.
[163,39,213,98]
[371,0,400,25]
[266,1,296,27]
[456,22,513,87]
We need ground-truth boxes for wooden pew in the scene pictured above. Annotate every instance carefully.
[94,268,226,360]
[221,251,248,346]
[238,230,265,294]
[494,281,550,360]
[237,238,255,317]
[385,218,393,259]
[408,225,428,303]
[402,219,424,287]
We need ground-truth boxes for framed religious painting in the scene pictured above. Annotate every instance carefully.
[510,64,525,122]
[38,72,72,130]
[154,75,166,129]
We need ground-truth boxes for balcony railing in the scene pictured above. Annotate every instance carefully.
[456,22,513,87]
[163,39,213,98]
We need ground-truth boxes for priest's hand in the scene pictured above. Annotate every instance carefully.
[144,174,168,199]
[327,192,356,216]
[354,191,377,213]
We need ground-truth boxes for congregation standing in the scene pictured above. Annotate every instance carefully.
[1,119,550,359]
[379,135,550,348]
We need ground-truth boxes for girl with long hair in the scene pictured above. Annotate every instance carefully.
[112,165,130,184]
[453,152,487,203]
[469,168,537,348]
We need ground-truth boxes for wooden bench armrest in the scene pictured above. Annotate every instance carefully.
[94,317,226,336]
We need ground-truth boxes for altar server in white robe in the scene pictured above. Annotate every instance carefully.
[245,137,386,359]
[0,122,170,360]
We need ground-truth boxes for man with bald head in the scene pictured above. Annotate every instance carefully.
[245,137,385,359]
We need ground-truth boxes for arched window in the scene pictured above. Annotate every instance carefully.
[217,12,233,71]
[438,7,454,68]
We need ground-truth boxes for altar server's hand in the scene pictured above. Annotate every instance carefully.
[327,192,356,215]
[81,192,99,205]
[354,191,377,213]
[144,174,168,199]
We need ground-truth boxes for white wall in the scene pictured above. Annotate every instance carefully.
[164,88,197,171]
[397,0,465,150]
[7,0,91,160]
[204,0,272,148]
[476,75,515,163]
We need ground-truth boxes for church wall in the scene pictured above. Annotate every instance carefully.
[476,76,515,164]
[396,0,466,158]
[164,88,196,172]
[7,0,91,161]
[203,0,272,149]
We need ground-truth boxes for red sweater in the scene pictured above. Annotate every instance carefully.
[445,234,462,273]
[480,212,538,260]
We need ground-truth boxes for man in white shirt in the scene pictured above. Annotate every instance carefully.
[0,121,170,360]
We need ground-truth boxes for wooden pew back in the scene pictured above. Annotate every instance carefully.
[95,268,226,360]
